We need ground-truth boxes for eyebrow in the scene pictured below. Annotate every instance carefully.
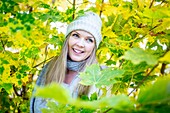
[73,31,94,39]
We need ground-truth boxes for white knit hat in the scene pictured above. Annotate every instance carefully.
[65,11,102,48]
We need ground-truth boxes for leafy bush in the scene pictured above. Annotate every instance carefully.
[0,0,170,112]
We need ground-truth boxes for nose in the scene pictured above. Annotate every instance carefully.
[76,38,85,48]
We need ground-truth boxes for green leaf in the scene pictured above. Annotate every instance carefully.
[79,64,101,86]
[2,83,13,93]
[19,65,30,73]
[79,64,124,87]
[142,8,169,19]
[6,41,13,47]
[16,74,21,79]
[122,48,158,65]
[137,76,170,104]
[71,94,133,109]
[105,60,116,65]
[34,83,71,104]
[0,66,4,75]
[90,93,98,101]
[23,46,40,58]
[0,59,9,64]
[41,101,68,113]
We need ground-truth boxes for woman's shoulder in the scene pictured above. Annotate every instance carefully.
[35,64,49,86]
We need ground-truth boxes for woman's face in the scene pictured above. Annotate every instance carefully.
[68,30,95,62]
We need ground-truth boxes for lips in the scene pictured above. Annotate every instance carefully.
[73,48,84,54]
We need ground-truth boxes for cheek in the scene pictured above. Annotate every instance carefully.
[68,38,75,49]
[68,38,72,46]
[86,44,95,54]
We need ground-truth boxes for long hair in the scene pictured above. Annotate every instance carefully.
[45,33,98,96]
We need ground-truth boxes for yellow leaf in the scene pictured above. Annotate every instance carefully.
[0,27,9,34]
[103,5,118,16]
[10,74,19,85]
[104,30,117,38]
[159,51,170,63]
[102,26,117,38]
[21,76,29,85]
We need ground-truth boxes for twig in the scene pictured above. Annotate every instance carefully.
[160,63,166,75]
[76,1,88,5]
[136,0,139,8]
[103,108,112,113]
[13,84,21,97]
[32,56,54,68]
[67,0,88,5]
[149,23,162,31]
[0,39,7,52]
[67,0,73,5]
[149,0,154,9]
[109,54,113,60]
[128,48,170,96]
[52,0,55,4]
[31,55,37,68]
[72,0,76,19]
[128,63,158,96]
[43,45,48,67]
[160,0,166,5]
[118,59,125,68]
[21,85,28,100]
[99,0,104,17]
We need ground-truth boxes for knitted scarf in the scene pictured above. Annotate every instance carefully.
[67,59,86,71]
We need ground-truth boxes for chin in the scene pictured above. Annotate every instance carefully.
[70,57,85,62]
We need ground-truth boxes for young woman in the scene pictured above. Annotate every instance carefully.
[30,11,102,113]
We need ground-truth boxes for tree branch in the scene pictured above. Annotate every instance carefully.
[128,63,158,96]
[128,48,170,96]
[149,23,162,31]
[103,108,112,113]
[160,63,166,75]
[136,0,139,8]
[52,0,55,4]
[32,56,54,68]
[67,0,89,5]
[99,0,104,17]
[67,0,73,5]
[72,0,76,19]
[43,45,48,67]
[21,85,28,100]
[0,39,7,52]
[76,1,88,5]
[149,0,154,9]
[160,0,166,5]
[13,84,21,97]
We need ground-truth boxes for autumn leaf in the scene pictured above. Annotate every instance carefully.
[159,51,170,63]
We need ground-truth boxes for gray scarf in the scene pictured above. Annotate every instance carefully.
[67,59,86,71]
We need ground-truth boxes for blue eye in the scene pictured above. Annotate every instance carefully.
[87,38,94,43]
[72,33,79,38]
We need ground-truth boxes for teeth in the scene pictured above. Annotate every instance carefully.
[73,48,83,53]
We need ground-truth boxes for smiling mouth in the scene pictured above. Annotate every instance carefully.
[73,48,84,54]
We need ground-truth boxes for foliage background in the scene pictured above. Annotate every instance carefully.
[0,0,170,112]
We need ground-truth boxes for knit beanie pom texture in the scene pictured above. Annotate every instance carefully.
[66,11,102,48]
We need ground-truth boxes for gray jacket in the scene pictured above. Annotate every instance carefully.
[30,64,101,113]
[30,63,84,113]
[30,64,48,113]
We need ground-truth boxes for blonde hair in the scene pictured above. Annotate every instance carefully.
[45,33,97,96]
